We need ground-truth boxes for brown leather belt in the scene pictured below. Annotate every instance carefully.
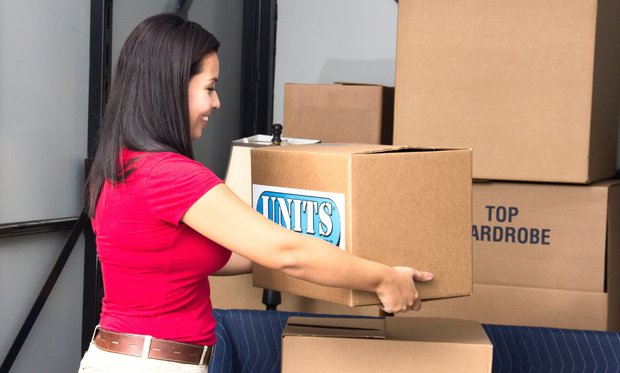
[93,327,214,366]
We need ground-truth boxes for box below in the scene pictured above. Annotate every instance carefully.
[282,316,493,373]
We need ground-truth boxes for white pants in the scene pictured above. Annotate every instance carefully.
[78,343,208,373]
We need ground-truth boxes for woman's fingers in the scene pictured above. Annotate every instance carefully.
[378,267,434,314]
[412,270,434,282]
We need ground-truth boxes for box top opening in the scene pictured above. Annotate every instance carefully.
[251,143,471,156]
[283,317,387,339]
[359,147,465,155]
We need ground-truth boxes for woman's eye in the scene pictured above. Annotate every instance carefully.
[206,87,216,92]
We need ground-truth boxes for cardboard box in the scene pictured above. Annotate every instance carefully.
[251,144,473,306]
[472,179,620,292]
[283,83,394,145]
[393,0,620,183]
[214,136,378,317]
[403,283,620,332]
[281,316,493,373]
[397,179,620,331]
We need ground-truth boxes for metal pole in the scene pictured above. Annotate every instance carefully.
[82,0,112,354]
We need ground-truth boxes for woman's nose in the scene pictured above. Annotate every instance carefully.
[212,92,221,109]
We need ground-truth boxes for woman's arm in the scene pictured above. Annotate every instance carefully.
[211,252,252,276]
[181,184,432,313]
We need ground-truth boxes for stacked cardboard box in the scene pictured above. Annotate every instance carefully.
[282,83,394,145]
[281,317,493,373]
[407,180,620,331]
[393,0,620,184]
[393,0,620,331]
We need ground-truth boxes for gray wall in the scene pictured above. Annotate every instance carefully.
[189,1,244,178]
[0,1,243,372]
[273,0,399,128]
[0,1,90,372]
[272,0,620,169]
[0,2,90,223]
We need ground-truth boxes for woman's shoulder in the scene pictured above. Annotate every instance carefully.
[121,149,212,183]
[124,149,202,169]
[150,151,219,178]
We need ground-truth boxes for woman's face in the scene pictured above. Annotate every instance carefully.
[188,52,220,141]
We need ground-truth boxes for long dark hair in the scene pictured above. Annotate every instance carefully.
[85,13,220,217]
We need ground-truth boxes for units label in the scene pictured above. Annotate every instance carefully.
[253,185,346,249]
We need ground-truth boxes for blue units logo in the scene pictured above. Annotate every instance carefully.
[253,185,346,249]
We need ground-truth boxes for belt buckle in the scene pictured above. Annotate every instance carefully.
[200,345,215,366]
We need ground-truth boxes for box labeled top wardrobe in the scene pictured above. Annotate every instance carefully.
[393,0,620,183]
[399,179,620,331]
[472,179,620,292]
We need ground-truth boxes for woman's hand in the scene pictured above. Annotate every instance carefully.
[376,267,433,314]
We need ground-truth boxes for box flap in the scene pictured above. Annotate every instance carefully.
[251,143,471,157]
[252,143,389,156]
[283,317,387,339]
[283,317,492,346]
[334,82,392,88]
[352,146,472,156]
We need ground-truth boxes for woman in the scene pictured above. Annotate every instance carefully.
[80,13,432,373]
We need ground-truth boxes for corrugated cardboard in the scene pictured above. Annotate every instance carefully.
[472,179,620,292]
[393,0,620,183]
[251,144,473,306]
[403,283,620,332]
[282,316,493,373]
[283,83,394,145]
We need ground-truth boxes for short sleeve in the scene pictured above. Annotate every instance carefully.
[144,154,223,225]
